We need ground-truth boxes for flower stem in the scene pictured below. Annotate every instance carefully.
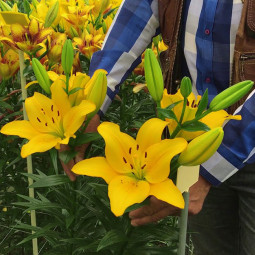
[178,192,189,255]
[19,50,38,255]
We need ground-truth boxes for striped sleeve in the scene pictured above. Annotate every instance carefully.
[201,90,255,186]
[89,0,159,116]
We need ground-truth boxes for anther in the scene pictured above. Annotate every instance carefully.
[191,100,195,107]
[187,100,190,106]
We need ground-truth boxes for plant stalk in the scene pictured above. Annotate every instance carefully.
[178,191,189,255]
[19,50,39,255]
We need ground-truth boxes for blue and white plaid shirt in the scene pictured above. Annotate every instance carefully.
[90,0,255,186]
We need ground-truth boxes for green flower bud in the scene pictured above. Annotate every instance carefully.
[44,1,59,28]
[32,58,51,94]
[70,26,79,38]
[61,39,74,75]
[144,48,164,102]
[180,77,192,98]
[178,127,224,166]
[0,0,12,11]
[85,69,107,115]
[209,80,254,111]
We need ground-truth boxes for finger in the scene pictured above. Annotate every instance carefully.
[130,207,178,226]
[129,205,155,219]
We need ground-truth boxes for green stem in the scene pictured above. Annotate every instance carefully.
[156,100,164,120]
[66,73,70,94]
[19,51,39,255]
[179,97,187,124]
[178,192,189,255]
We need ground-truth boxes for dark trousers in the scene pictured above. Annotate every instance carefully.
[188,163,255,255]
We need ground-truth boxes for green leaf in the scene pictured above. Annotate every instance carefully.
[0,100,13,111]
[49,148,58,174]
[58,150,78,164]
[181,121,210,132]
[74,132,102,146]
[157,108,178,122]
[195,89,208,118]
[68,87,83,95]
[23,0,31,15]
[29,175,70,188]
[97,230,127,251]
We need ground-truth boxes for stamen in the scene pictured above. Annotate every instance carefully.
[123,157,127,163]
[37,117,41,123]
[145,152,147,158]
[129,147,132,154]
[51,105,54,111]
[141,164,146,169]
[52,117,55,123]
[130,164,134,169]
[137,144,139,150]
[191,100,195,107]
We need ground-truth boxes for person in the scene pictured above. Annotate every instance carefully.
[65,0,255,254]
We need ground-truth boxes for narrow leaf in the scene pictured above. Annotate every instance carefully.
[181,121,210,132]
[195,89,208,118]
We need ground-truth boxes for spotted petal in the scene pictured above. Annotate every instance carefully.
[108,176,150,216]
[136,118,169,152]
[145,138,187,183]
[98,122,138,174]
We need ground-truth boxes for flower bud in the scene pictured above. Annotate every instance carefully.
[61,39,74,75]
[0,0,12,11]
[209,80,254,111]
[70,26,79,38]
[84,69,107,114]
[44,1,59,28]
[32,58,51,94]
[144,48,164,102]
[178,127,224,166]
[180,77,192,98]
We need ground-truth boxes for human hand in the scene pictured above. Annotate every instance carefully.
[129,175,211,226]
[59,114,100,181]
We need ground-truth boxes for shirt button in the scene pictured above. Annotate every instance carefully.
[205,29,210,35]
[205,77,211,83]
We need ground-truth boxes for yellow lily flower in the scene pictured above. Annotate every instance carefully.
[73,23,105,59]
[161,89,241,141]
[72,118,187,216]
[0,82,96,158]
[0,49,19,80]
[47,31,67,65]
[0,19,53,55]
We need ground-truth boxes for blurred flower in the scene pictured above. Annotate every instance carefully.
[0,49,19,80]
[161,89,241,141]
[73,24,104,59]
[72,118,187,216]
[0,82,95,158]
[0,19,53,56]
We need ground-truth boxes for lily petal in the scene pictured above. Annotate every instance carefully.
[149,179,184,209]
[98,122,137,174]
[109,175,150,216]
[0,120,40,139]
[51,80,71,116]
[72,157,119,184]
[21,134,60,158]
[136,118,168,152]
[63,100,95,138]
[145,138,187,183]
